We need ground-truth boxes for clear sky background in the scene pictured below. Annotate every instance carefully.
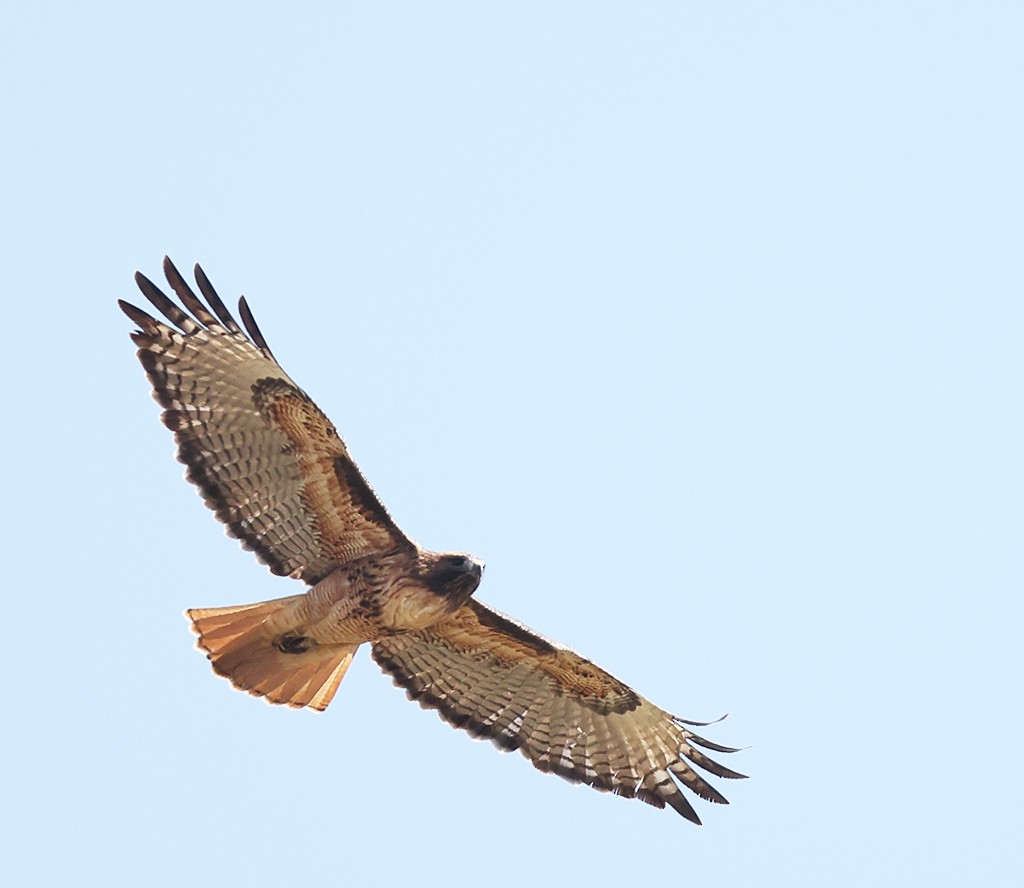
[2,3,1021,885]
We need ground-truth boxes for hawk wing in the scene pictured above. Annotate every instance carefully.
[121,257,412,585]
[371,599,745,823]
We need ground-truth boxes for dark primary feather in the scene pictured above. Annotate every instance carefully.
[192,262,244,335]
[162,257,222,329]
[238,296,276,359]
[132,268,200,333]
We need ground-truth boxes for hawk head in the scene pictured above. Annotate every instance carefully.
[421,553,484,609]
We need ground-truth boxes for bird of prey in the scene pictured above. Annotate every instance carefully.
[120,258,744,823]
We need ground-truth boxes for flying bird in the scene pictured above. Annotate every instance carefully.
[120,258,745,823]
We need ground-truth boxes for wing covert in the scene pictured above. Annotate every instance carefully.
[121,257,412,585]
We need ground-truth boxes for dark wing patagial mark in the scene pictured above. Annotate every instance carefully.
[372,598,745,824]
[332,453,410,543]
[250,375,411,567]
[121,257,413,584]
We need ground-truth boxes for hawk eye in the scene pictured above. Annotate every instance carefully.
[446,556,468,568]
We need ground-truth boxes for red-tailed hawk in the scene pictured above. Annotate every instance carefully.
[121,258,745,823]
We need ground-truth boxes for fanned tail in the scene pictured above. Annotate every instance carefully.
[187,596,358,711]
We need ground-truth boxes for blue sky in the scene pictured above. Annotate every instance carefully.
[3,3,1021,885]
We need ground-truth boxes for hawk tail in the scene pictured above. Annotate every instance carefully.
[186,596,358,711]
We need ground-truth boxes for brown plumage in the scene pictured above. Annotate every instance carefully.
[121,258,745,824]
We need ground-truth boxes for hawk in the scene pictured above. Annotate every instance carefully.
[121,258,745,823]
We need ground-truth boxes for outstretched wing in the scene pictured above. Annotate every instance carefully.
[121,257,412,585]
[371,599,745,823]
